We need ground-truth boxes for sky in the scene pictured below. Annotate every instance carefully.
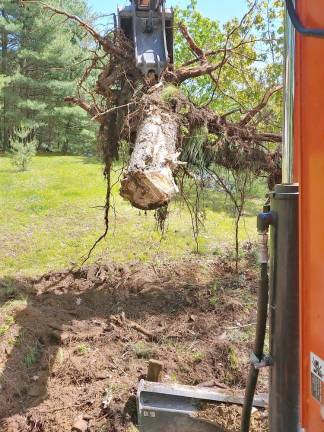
[87,0,248,24]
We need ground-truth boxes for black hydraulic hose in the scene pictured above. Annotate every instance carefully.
[285,0,324,37]
[241,247,270,431]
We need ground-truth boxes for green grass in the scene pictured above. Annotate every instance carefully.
[8,329,26,347]
[75,343,90,355]
[0,315,15,336]
[24,341,41,367]
[0,155,264,277]
[191,351,204,363]
[132,341,156,359]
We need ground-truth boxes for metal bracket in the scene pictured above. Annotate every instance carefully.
[137,380,268,432]
[251,352,273,370]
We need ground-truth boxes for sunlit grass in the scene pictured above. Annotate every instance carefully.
[0,155,263,277]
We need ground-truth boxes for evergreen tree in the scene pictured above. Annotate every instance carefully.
[9,125,37,171]
[0,0,97,153]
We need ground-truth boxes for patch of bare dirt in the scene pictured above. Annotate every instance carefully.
[0,257,267,431]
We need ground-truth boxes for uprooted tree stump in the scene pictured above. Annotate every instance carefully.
[36,2,283,222]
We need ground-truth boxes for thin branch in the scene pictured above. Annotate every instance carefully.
[178,22,205,61]
[91,102,137,121]
[64,97,103,122]
[239,85,283,127]
[172,57,230,84]
[181,38,276,67]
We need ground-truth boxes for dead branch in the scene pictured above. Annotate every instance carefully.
[178,22,205,61]
[64,97,103,122]
[110,314,158,341]
[239,85,283,126]
[198,108,281,143]
[128,321,157,341]
[181,38,275,67]
[92,102,137,121]
[170,58,230,84]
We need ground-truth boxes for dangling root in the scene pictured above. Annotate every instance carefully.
[81,161,112,265]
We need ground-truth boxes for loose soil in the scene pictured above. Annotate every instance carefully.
[0,257,268,431]
[197,403,268,432]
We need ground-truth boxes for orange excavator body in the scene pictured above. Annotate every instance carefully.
[293,0,324,430]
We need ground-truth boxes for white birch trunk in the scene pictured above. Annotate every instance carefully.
[120,109,180,210]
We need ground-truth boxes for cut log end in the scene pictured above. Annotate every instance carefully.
[120,168,178,210]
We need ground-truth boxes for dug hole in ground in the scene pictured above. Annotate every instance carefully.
[0,256,268,432]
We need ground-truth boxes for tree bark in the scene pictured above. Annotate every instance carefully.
[120,108,180,210]
[1,11,9,150]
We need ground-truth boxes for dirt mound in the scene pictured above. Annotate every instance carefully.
[0,258,267,431]
[198,404,268,432]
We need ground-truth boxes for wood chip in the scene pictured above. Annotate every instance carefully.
[71,415,88,432]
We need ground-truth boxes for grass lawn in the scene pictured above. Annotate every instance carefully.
[0,155,264,277]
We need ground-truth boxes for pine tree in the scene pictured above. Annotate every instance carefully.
[9,125,37,171]
[0,0,97,153]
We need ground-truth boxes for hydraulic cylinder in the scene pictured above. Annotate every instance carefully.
[269,183,299,432]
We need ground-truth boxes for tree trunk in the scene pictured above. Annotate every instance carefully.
[120,108,180,210]
[1,12,9,150]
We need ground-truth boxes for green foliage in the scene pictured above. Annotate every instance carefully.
[3,296,28,311]
[228,346,239,369]
[0,0,97,154]
[133,341,155,359]
[8,329,26,347]
[161,85,181,102]
[9,126,37,171]
[172,1,284,264]
[0,277,17,300]
[192,351,204,363]
[0,315,15,337]
[175,0,283,129]
[209,280,219,306]
[76,343,90,355]
[181,126,209,168]
[24,341,41,367]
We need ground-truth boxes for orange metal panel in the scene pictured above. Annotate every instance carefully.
[295,0,324,430]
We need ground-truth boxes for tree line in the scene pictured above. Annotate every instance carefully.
[1,0,284,265]
[0,0,99,154]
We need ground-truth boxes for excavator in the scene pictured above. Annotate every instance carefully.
[118,1,324,431]
[118,0,173,77]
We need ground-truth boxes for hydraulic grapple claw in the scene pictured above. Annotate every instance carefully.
[118,0,173,77]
